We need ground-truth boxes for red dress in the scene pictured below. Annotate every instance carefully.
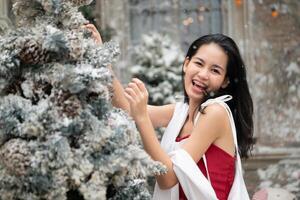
[175,135,235,200]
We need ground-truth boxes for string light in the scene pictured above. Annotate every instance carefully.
[235,0,242,6]
[197,5,206,23]
[198,5,206,12]
[183,17,194,26]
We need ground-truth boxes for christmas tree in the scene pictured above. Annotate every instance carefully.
[131,32,184,105]
[0,0,165,199]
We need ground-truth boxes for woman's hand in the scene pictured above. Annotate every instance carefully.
[84,24,103,45]
[124,79,178,189]
[124,78,149,122]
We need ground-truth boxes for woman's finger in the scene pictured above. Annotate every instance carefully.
[84,24,97,30]
[125,87,138,99]
[84,24,96,33]
[132,78,148,99]
[124,91,134,103]
[128,82,142,96]
[83,24,102,44]
[132,78,147,93]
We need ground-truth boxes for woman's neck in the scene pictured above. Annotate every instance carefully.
[187,99,202,124]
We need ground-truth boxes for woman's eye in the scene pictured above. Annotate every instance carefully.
[212,69,220,74]
[195,62,203,66]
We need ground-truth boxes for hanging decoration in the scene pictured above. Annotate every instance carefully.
[183,17,194,26]
[235,0,243,6]
[271,4,279,18]
[197,5,207,23]
[271,7,279,17]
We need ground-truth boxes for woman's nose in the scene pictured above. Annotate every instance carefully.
[196,67,209,80]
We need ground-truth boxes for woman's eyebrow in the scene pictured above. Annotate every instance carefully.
[194,57,205,63]
[194,57,225,71]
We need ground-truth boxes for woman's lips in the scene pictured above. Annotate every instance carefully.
[192,80,208,94]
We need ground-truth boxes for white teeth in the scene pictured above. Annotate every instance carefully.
[193,82,202,89]
[193,80,205,88]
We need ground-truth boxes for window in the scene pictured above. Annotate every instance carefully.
[129,0,222,51]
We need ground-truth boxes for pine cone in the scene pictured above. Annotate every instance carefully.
[19,39,50,65]
[0,139,32,176]
[63,95,82,118]
[54,90,82,118]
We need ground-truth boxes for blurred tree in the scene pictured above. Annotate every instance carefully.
[130,32,184,106]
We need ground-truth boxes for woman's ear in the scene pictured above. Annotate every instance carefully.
[183,57,190,73]
[221,77,230,88]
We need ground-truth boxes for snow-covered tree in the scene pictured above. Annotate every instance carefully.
[130,32,184,105]
[0,0,165,199]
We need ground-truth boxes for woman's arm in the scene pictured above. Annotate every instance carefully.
[110,69,175,127]
[124,78,177,188]
[110,67,176,128]
[85,24,174,127]
[125,78,232,189]
[84,24,130,113]
[148,104,175,128]
[109,66,131,113]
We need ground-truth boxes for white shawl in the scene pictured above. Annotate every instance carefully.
[153,95,250,200]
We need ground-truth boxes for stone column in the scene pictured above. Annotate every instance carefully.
[0,0,12,33]
[95,0,131,82]
[222,0,259,143]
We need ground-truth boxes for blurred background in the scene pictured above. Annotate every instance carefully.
[1,0,299,198]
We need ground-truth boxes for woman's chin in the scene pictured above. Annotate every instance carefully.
[187,92,205,102]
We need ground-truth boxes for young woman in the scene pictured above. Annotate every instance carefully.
[86,25,254,200]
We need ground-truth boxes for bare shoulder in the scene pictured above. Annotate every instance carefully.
[195,103,231,135]
[201,103,229,122]
[184,103,234,162]
[200,103,235,156]
[183,103,231,162]
[148,104,175,128]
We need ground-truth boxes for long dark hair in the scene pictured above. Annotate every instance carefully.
[182,34,254,158]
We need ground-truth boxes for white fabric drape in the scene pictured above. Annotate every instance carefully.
[153,95,250,200]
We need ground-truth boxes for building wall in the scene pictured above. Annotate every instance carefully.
[250,0,299,147]
[224,0,300,196]
[231,0,300,148]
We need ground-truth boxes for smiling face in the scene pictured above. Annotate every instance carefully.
[183,42,229,103]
